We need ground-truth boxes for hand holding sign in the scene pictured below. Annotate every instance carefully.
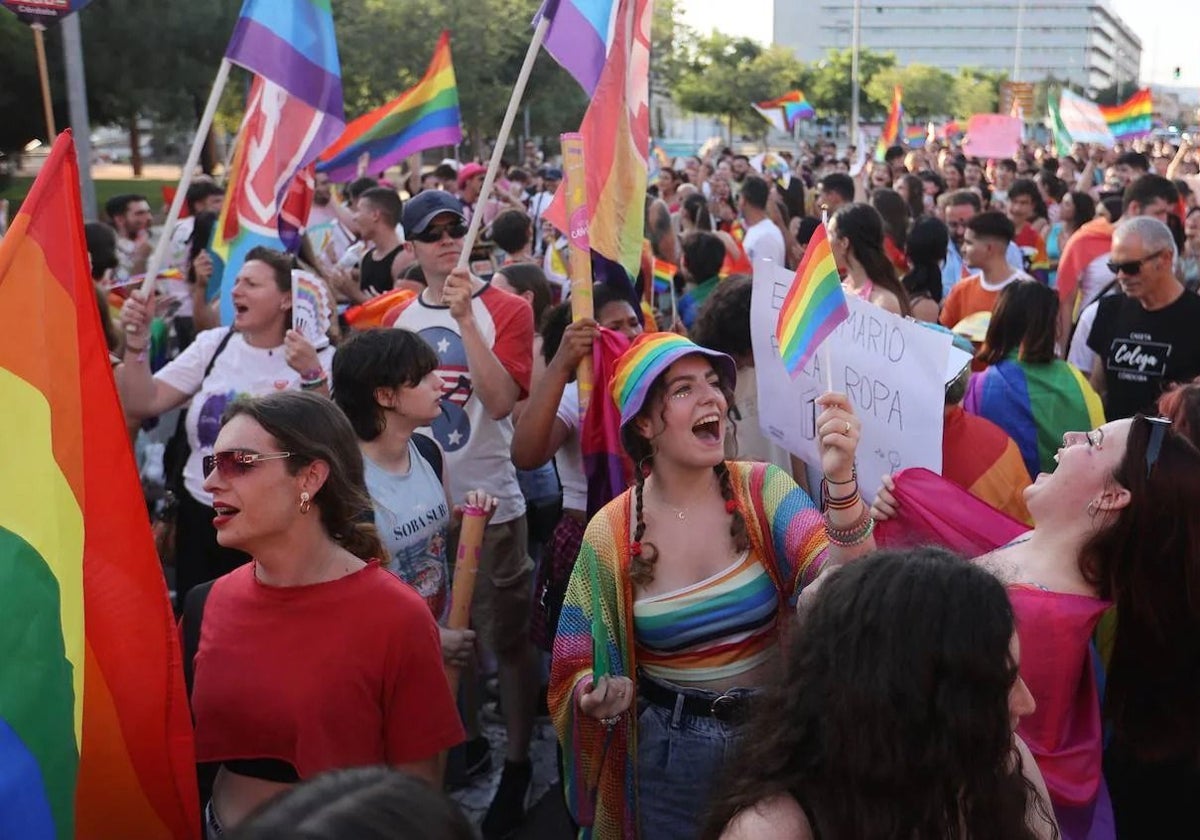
[291,270,331,350]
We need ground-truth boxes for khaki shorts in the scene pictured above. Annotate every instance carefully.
[449,516,534,656]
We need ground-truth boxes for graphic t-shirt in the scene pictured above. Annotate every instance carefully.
[1087,291,1200,420]
[154,327,336,506]
[385,283,534,523]
[364,441,451,621]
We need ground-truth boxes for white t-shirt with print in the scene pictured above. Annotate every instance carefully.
[154,327,335,506]
[554,382,587,512]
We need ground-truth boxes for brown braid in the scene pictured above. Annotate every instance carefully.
[629,459,660,586]
[716,462,750,554]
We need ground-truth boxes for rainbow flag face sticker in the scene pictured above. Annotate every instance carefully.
[774,222,849,378]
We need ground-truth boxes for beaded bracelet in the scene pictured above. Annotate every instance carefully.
[824,508,875,546]
[300,374,329,391]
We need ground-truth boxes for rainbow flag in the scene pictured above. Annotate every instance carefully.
[904,123,928,145]
[1100,88,1153,142]
[652,257,675,295]
[318,32,462,182]
[755,91,815,129]
[874,86,903,162]
[543,0,650,279]
[774,222,849,378]
[0,133,198,839]
[964,357,1105,480]
[537,0,617,96]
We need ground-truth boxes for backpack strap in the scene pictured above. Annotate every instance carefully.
[181,580,215,704]
[411,432,444,479]
[204,328,237,379]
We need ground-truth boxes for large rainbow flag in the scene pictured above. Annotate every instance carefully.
[964,357,1105,480]
[537,0,618,96]
[317,31,462,182]
[874,86,903,162]
[1100,88,1153,142]
[0,132,198,839]
[775,222,849,378]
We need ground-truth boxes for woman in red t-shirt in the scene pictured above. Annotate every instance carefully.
[187,391,463,837]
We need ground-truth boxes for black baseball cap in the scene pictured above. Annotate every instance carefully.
[542,167,563,181]
[402,190,466,235]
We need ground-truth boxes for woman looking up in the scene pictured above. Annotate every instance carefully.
[550,332,875,839]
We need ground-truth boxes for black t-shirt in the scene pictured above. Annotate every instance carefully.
[1087,290,1200,420]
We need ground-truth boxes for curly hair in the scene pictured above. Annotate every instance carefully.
[222,391,385,561]
[619,358,746,585]
[703,548,1055,840]
[688,274,752,360]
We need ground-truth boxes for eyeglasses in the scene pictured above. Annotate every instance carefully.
[1142,416,1172,478]
[411,222,468,244]
[1106,250,1163,277]
[202,450,292,479]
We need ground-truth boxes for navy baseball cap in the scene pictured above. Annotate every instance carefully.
[402,190,466,235]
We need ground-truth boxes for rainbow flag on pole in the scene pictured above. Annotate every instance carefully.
[755,90,815,130]
[537,0,618,96]
[874,86,903,162]
[317,31,463,182]
[775,222,849,378]
[0,132,198,840]
[1100,88,1153,141]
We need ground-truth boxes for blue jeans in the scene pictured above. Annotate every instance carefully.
[635,674,755,840]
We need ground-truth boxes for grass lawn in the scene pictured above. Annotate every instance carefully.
[1,176,176,221]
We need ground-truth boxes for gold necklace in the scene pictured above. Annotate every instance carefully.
[650,476,715,521]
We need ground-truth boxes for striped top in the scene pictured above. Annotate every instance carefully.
[633,551,780,683]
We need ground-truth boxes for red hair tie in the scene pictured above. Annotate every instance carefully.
[630,541,642,556]
[725,499,737,514]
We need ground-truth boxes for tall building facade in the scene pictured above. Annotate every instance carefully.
[775,0,1141,95]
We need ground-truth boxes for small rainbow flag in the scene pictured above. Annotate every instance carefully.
[874,86,903,163]
[757,90,815,128]
[652,257,676,295]
[775,222,849,378]
[904,123,928,145]
[318,31,462,182]
[1100,88,1153,141]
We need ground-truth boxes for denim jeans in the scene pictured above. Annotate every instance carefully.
[635,673,756,840]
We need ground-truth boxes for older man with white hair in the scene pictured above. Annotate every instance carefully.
[1087,216,1200,419]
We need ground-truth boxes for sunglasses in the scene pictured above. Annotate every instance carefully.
[202,450,292,479]
[1106,250,1163,277]
[1142,416,1172,478]
[411,222,468,244]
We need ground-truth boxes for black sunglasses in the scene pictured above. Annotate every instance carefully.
[1106,250,1163,277]
[411,222,468,244]
[1142,416,1172,478]
[202,450,292,480]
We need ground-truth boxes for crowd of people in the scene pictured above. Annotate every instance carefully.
[46,129,1200,839]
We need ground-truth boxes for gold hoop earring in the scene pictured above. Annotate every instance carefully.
[299,491,312,515]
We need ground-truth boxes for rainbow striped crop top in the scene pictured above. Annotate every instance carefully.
[633,550,780,683]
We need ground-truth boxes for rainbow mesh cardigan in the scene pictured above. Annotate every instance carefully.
[549,461,829,839]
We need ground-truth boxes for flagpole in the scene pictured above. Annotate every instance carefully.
[137,58,232,297]
[32,24,56,141]
[456,15,552,269]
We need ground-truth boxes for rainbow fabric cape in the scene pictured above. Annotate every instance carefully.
[581,328,633,518]
[542,0,650,282]
[317,31,462,182]
[775,222,849,378]
[874,86,903,162]
[0,133,198,839]
[1100,88,1152,142]
[537,0,617,96]
[964,357,1106,480]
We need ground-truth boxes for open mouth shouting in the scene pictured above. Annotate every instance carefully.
[692,413,723,445]
[212,502,241,528]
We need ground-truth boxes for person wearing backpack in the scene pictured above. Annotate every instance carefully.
[116,246,334,609]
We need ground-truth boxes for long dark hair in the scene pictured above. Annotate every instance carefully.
[830,203,912,316]
[978,281,1057,366]
[620,358,745,585]
[681,192,712,231]
[870,188,910,252]
[902,217,948,304]
[703,548,1054,840]
[897,173,925,220]
[222,392,385,561]
[1065,191,1095,234]
[1079,415,1200,762]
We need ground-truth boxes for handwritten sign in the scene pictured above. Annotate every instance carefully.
[962,114,1023,160]
[750,258,950,503]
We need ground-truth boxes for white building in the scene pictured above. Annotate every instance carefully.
[775,0,1141,95]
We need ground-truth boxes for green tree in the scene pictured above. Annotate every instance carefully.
[867,63,952,121]
[0,11,66,155]
[806,47,896,120]
[948,68,1006,120]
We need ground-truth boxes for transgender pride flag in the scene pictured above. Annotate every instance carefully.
[537,0,617,96]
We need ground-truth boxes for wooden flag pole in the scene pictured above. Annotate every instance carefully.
[455,14,552,270]
[136,58,232,298]
[32,24,56,140]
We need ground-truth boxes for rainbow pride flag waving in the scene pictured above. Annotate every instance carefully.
[775,222,849,378]
[753,90,815,131]
[874,86,903,163]
[1100,88,1153,142]
[317,31,463,182]
[0,133,198,839]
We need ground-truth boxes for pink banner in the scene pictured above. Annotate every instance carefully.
[962,114,1023,160]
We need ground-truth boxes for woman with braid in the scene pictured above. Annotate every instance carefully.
[548,332,876,840]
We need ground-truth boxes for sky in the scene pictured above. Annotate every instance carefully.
[678,0,1200,90]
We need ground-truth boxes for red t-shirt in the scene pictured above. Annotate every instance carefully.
[191,562,463,776]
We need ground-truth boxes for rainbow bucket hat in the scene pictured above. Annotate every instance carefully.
[610,332,738,429]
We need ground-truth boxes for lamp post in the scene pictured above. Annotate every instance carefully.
[850,0,861,151]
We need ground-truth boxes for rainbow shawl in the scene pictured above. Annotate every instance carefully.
[939,406,1033,525]
[549,462,829,839]
[964,356,1105,480]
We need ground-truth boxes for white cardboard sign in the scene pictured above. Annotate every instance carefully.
[750,258,950,502]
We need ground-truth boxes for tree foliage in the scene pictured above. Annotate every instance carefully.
[806,48,896,119]
[868,64,952,120]
[950,68,1006,120]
